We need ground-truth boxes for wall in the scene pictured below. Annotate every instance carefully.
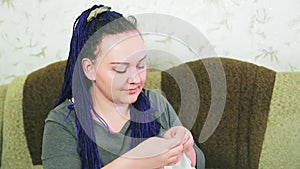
[0,0,299,84]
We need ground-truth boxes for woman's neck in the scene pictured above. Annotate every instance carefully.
[89,89,130,133]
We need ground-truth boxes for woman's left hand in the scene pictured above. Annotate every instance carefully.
[163,126,193,151]
[163,126,196,167]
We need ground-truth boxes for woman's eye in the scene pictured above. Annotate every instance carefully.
[137,63,146,69]
[115,69,126,73]
[114,65,127,73]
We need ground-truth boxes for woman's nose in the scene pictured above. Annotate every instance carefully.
[128,72,141,84]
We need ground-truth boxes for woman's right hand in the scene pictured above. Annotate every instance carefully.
[124,137,184,169]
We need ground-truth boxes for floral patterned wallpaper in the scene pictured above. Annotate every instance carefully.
[0,0,299,84]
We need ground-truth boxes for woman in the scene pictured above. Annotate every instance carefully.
[42,4,204,169]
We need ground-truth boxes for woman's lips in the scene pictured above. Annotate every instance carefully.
[127,87,139,95]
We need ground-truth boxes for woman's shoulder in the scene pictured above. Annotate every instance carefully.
[143,88,167,103]
[46,99,76,124]
[143,88,178,118]
[143,89,182,130]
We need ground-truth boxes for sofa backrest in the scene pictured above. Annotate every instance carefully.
[6,57,297,169]
[23,60,66,165]
[161,57,276,169]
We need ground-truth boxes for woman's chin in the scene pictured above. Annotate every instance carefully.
[127,95,139,104]
[116,88,143,104]
[114,94,138,105]
[125,88,142,104]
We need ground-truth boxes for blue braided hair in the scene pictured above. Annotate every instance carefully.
[54,4,160,169]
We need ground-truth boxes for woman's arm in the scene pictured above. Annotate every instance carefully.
[42,119,81,169]
[103,137,184,169]
[43,118,183,169]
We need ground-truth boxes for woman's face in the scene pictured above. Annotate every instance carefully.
[87,31,146,105]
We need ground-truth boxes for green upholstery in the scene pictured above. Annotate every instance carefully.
[1,61,67,169]
[1,75,43,169]
[0,58,299,169]
[259,72,300,169]
[0,84,8,168]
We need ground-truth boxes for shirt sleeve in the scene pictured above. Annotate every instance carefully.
[42,110,81,169]
[160,93,182,127]
[144,89,182,133]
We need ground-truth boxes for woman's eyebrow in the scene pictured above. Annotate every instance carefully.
[138,55,147,62]
[110,62,129,65]
[110,55,147,65]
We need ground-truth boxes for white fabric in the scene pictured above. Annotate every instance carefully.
[164,154,195,169]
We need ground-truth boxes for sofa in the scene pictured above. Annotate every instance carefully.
[0,57,299,169]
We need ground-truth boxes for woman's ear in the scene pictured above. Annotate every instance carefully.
[82,58,96,81]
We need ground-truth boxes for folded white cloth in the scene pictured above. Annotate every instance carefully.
[164,153,195,169]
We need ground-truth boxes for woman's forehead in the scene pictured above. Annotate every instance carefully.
[100,31,143,49]
[98,31,146,62]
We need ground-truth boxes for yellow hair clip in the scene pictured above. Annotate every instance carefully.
[87,6,111,22]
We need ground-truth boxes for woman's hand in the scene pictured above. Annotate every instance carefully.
[124,137,184,169]
[163,126,196,167]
